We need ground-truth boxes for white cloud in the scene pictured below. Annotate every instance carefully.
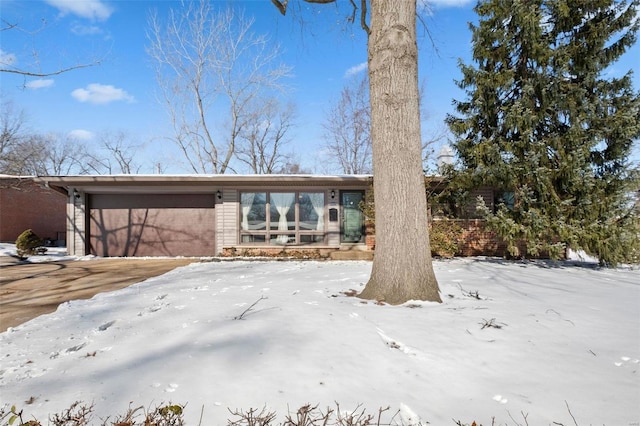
[0,49,17,66]
[71,23,104,36]
[71,83,134,104]
[344,62,367,78]
[44,0,113,21]
[26,79,55,89]
[68,129,95,141]
[421,0,474,7]
[418,0,473,16]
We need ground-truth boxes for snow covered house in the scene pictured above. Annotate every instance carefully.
[32,174,513,259]
[33,175,376,258]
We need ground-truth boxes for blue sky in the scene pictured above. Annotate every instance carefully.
[1,0,638,174]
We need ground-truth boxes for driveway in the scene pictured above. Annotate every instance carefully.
[0,257,196,332]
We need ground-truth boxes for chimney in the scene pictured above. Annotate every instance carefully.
[436,145,454,174]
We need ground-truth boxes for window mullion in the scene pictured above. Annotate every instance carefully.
[266,191,271,241]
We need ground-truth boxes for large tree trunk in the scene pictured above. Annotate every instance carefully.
[359,0,441,304]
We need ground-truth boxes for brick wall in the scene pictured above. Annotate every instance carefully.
[366,219,526,258]
[455,219,518,257]
[0,177,67,244]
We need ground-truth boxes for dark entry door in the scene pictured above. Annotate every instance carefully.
[340,191,364,243]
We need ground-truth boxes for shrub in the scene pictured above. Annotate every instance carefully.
[0,400,588,426]
[2,402,421,426]
[429,220,463,258]
[15,229,44,259]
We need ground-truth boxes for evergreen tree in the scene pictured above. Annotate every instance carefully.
[447,0,640,265]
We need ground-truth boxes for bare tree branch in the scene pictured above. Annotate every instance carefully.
[1,20,18,32]
[270,0,288,15]
[348,0,370,34]
[235,99,296,173]
[84,131,143,174]
[322,75,372,174]
[272,0,369,34]
[12,133,89,176]
[1,20,103,78]
[148,1,292,174]
[0,62,101,78]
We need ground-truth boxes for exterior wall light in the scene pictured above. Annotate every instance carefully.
[216,190,222,200]
[330,190,335,199]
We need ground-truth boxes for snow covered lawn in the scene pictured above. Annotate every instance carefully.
[1,257,638,425]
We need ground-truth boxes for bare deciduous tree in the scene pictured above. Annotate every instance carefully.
[15,133,87,176]
[1,99,86,175]
[322,74,447,175]
[322,75,372,174]
[278,160,311,174]
[1,99,156,176]
[273,0,441,304]
[0,98,29,174]
[147,1,292,174]
[235,99,296,174]
[85,131,143,175]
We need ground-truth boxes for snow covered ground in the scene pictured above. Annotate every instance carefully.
[0,244,76,262]
[1,246,638,425]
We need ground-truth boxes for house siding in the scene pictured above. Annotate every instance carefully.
[216,188,239,255]
[327,192,341,247]
[68,190,87,256]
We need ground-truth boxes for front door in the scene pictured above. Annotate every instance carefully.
[341,191,364,243]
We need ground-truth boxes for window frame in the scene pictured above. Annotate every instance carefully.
[239,190,327,246]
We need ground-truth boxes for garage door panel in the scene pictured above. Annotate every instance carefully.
[89,194,215,257]
[91,194,215,209]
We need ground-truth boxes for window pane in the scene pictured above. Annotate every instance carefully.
[300,234,325,244]
[242,234,266,243]
[300,192,324,231]
[241,192,267,231]
[271,234,295,245]
[270,193,295,230]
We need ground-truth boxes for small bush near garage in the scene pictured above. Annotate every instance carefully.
[15,229,45,259]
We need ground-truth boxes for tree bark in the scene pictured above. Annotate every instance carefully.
[359,0,441,304]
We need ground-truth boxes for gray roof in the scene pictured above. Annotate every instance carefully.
[33,174,374,195]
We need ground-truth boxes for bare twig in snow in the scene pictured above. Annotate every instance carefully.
[507,410,530,426]
[234,296,268,320]
[565,401,579,426]
[480,318,506,330]
[458,284,484,300]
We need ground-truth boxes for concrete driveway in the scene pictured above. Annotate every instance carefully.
[0,257,196,332]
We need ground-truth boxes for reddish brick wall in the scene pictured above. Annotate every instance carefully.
[456,219,515,257]
[0,177,67,243]
[365,223,375,250]
[366,219,526,258]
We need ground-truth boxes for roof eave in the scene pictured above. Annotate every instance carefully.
[32,174,375,194]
